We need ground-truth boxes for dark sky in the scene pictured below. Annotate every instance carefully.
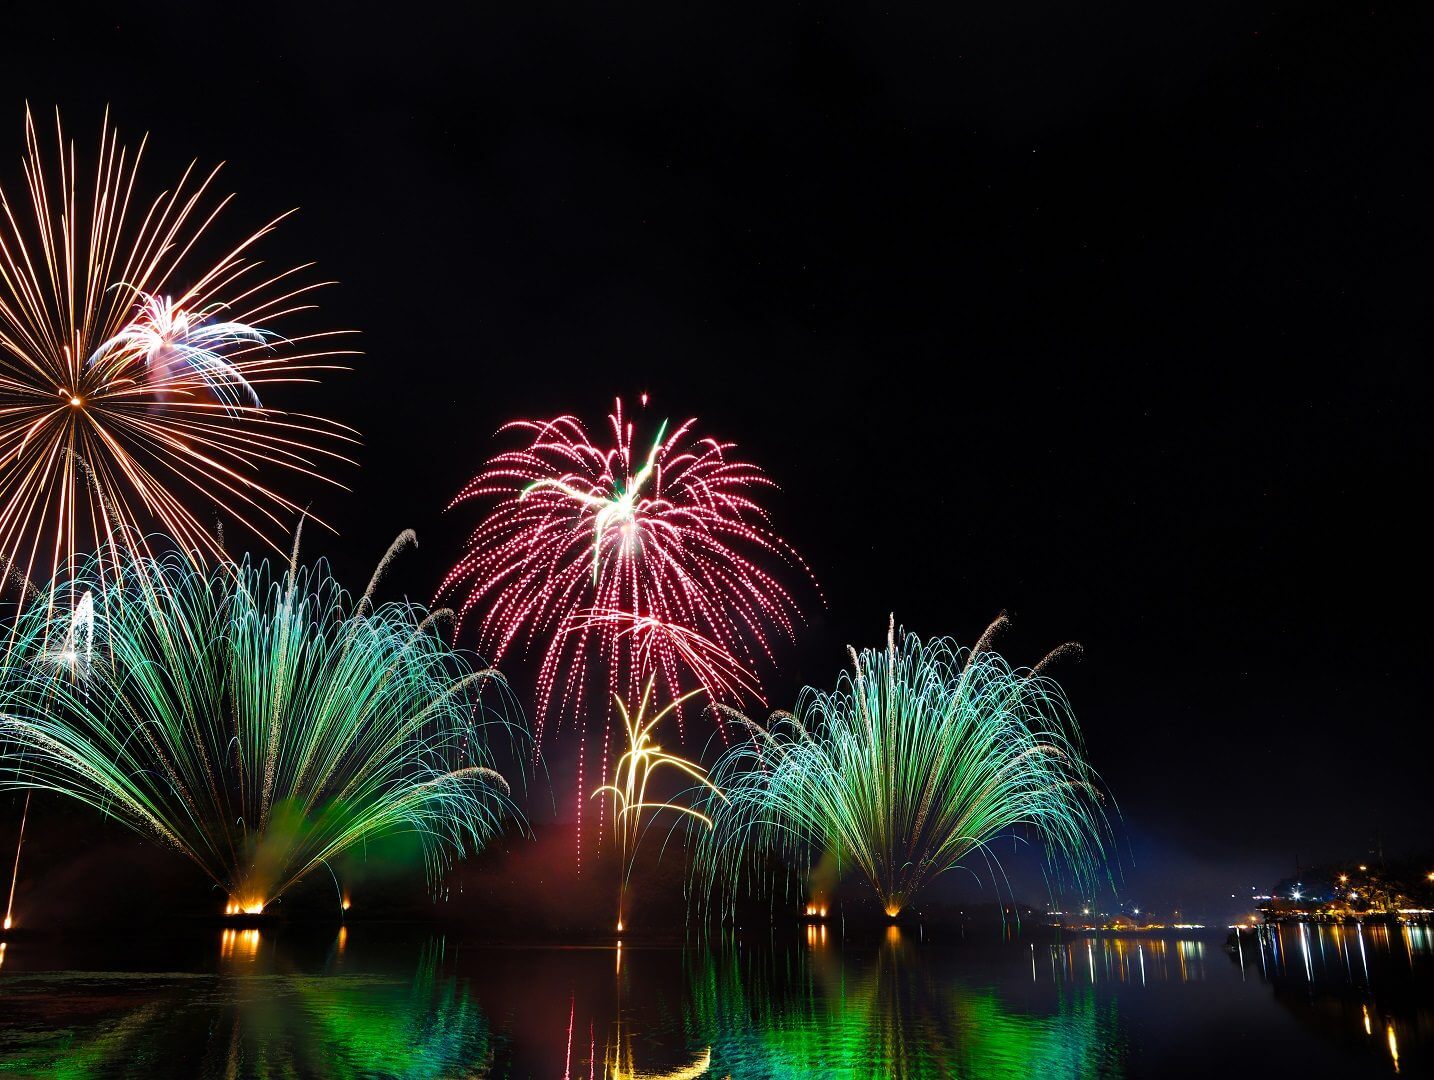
[5,3,1430,919]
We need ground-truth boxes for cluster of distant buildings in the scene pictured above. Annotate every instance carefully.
[1253,862,1434,925]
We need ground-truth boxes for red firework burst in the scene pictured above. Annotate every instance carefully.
[440,395,814,748]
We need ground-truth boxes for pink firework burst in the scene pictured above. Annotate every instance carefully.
[440,397,815,850]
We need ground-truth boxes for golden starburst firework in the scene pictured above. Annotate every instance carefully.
[0,106,357,590]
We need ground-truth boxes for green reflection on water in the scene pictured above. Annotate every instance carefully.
[0,937,492,1079]
[2,931,1130,1078]
[687,929,1120,1078]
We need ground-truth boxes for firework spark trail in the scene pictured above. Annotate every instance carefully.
[360,528,418,614]
[440,397,814,859]
[693,618,1113,919]
[564,995,574,1080]
[39,588,93,677]
[3,790,28,931]
[0,107,358,591]
[0,542,527,912]
[593,677,726,930]
[562,610,763,708]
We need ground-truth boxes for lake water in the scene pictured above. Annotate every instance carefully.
[0,921,1428,1077]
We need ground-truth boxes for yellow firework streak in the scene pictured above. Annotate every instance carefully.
[594,676,726,932]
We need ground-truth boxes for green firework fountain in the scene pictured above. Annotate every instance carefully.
[694,617,1112,917]
[0,542,525,912]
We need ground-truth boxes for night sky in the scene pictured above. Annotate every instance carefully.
[5,3,1429,921]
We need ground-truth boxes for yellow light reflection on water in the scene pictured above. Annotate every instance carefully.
[219,927,261,960]
[607,1038,712,1080]
[1037,936,1213,985]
